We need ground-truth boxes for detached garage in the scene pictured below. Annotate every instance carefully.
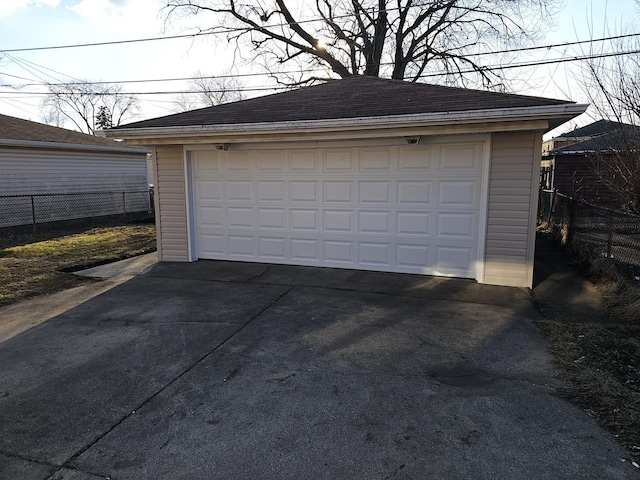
[105,76,586,288]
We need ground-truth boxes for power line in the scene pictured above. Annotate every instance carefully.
[0,7,372,53]
[1,32,639,89]
[472,32,640,57]
[0,68,328,88]
[0,86,290,96]
[0,5,638,56]
[1,46,638,96]
[0,71,41,83]
[416,48,640,79]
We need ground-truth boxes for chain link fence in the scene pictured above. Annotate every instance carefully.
[0,189,153,234]
[539,189,640,278]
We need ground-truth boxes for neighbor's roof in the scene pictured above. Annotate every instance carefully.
[550,120,640,154]
[115,76,574,130]
[554,119,632,139]
[0,113,147,152]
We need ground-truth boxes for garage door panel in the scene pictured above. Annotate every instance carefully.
[436,213,476,239]
[323,181,353,204]
[257,208,286,230]
[196,180,222,201]
[323,150,354,172]
[256,151,285,171]
[229,235,254,256]
[225,151,255,172]
[291,239,320,261]
[435,246,475,276]
[358,211,391,234]
[359,181,392,205]
[258,237,287,259]
[257,181,285,202]
[438,181,478,206]
[290,209,318,231]
[439,144,482,173]
[198,206,224,228]
[399,147,432,171]
[324,240,353,263]
[323,210,354,233]
[192,142,485,279]
[290,181,319,203]
[397,181,432,205]
[289,151,318,172]
[359,149,393,172]
[227,207,254,229]
[396,243,430,270]
[358,242,391,267]
[397,212,431,236]
[194,152,221,173]
[226,181,253,202]
[199,233,225,256]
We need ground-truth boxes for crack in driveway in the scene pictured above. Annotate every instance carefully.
[43,286,294,480]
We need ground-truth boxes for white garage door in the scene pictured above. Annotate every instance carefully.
[189,139,487,279]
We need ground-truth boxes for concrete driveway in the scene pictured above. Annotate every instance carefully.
[0,261,636,480]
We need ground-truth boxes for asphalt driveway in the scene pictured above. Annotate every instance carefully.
[0,261,636,480]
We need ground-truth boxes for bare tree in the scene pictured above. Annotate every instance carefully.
[163,0,560,87]
[41,107,65,128]
[575,33,640,213]
[173,70,245,112]
[41,82,138,134]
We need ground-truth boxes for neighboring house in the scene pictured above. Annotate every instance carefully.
[0,113,150,228]
[105,76,586,288]
[541,119,640,206]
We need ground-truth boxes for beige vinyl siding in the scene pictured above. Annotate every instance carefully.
[0,147,147,195]
[155,145,189,262]
[483,132,539,288]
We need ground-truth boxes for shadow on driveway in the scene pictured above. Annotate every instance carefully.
[0,261,636,480]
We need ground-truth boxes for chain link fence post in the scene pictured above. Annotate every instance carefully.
[30,195,36,234]
[607,209,614,259]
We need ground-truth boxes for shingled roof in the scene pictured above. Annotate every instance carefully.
[549,120,640,155]
[0,113,144,150]
[116,76,574,130]
[554,119,631,139]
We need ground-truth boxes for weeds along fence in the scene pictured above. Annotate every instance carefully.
[539,189,640,278]
[0,189,154,234]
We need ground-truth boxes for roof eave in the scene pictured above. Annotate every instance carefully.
[0,138,151,154]
[104,103,588,142]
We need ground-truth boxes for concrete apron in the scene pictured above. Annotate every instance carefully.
[0,260,636,480]
[0,253,158,343]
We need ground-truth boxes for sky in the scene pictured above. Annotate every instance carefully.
[0,0,638,137]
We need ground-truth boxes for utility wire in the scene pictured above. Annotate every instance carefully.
[2,33,639,90]
[0,7,386,53]
[0,47,637,96]
[2,44,639,95]
[416,48,640,79]
[0,11,638,55]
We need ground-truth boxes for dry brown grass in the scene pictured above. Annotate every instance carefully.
[538,319,640,454]
[0,224,156,307]
[535,230,640,456]
[588,258,640,322]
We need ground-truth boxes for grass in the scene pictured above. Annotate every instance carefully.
[535,232,640,456]
[538,319,640,454]
[0,223,156,308]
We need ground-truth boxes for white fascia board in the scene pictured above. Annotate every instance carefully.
[104,103,589,140]
[0,138,150,155]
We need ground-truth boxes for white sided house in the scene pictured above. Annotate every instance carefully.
[106,77,586,288]
[0,114,149,228]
